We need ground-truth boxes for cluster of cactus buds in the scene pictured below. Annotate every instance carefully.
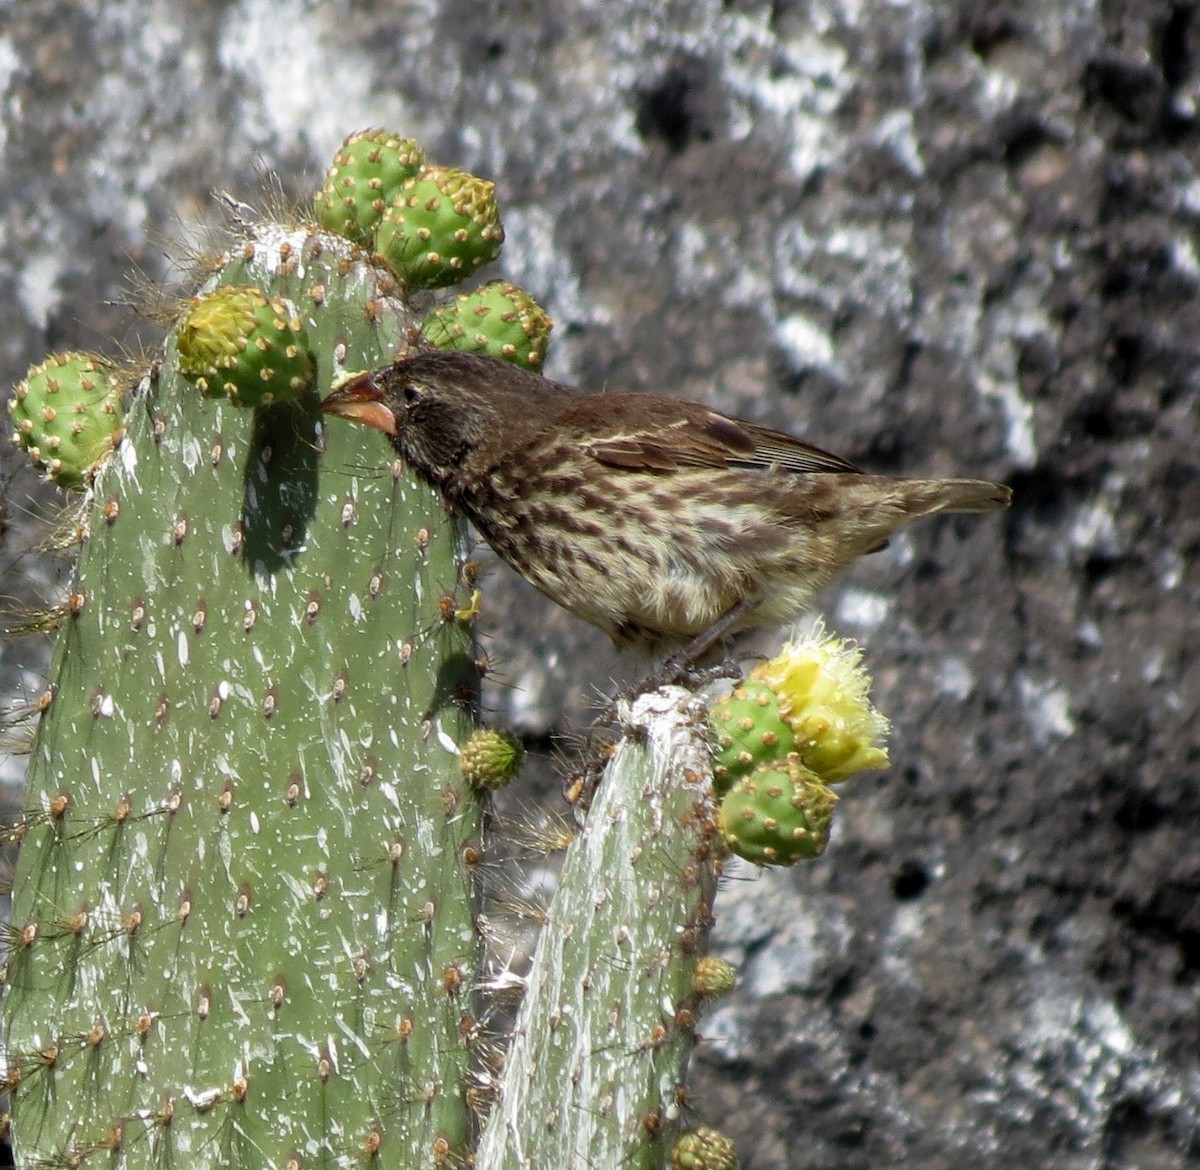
[712,625,889,866]
[314,130,504,293]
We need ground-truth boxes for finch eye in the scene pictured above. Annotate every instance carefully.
[402,385,421,405]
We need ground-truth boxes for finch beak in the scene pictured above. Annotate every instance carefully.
[320,372,398,436]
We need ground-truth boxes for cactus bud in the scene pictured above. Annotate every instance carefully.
[313,129,425,245]
[670,1125,740,1170]
[8,353,124,489]
[376,165,504,289]
[420,280,553,370]
[460,728,522,791]
[176,285,314,408]
[691,956,736,999]
[718,756,837,866]
[708,679,797,794]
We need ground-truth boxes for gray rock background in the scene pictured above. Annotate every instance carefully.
[1,1,1197,1167]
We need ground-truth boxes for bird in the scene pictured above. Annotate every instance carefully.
[321,349,1010,661]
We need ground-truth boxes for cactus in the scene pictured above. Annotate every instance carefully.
[3,220,485,1168]
[376,166,504,290]
[420,280,553,370]
[474,689,722,1168]
[7,352,125,489]
[0,134,912,1170]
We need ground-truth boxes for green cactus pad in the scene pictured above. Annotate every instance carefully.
[5,228,482,1170]
[176,284,315,408]
[670,1126,741,1170]
[376,165,504,290]
[7,352,124,489]
[709,679,797,794]
[420,280,553,370]
[718,756,837,865]
[313,129,425,246]
[459,728,522,791]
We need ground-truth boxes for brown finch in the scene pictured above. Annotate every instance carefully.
[321,350,1010,657]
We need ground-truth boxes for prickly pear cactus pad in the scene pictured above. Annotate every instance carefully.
[475,689,722,1169]
[4,224,484,1169]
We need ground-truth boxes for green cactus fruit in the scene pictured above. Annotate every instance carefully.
[691,955,737,999]
[176,285,314,408]
[313,129,425,245]
[7,352,124,489]
[708,679,796,794]
[460,728,523,791]
[375,165,504,290]
[420,281,553,370]
[718,756,837,865]
[670,1126,741,1170]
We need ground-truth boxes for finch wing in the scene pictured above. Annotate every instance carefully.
[577,395,861,475]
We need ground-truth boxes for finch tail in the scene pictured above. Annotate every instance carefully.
[903,478,1012,515]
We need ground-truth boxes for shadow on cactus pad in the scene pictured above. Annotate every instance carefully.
[239,393,322,577]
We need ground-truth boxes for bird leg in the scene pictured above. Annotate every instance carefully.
[616,597,757,708]
[661,598,757,682]
[573,600,756,816]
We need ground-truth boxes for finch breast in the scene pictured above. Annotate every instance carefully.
[457,449,827,649]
